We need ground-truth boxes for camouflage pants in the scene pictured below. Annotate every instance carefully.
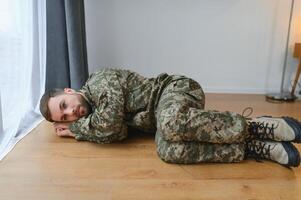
[154,76,247,164]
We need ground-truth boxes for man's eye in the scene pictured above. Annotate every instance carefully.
[63,102,67,108]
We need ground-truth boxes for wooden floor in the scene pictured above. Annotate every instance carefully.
[1,94,301,200]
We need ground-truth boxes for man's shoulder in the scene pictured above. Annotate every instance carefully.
[80,68,128,107]
[89,68,132,80]
[86,68,115,82]
[84,67,131,90]
[89,67,114,77]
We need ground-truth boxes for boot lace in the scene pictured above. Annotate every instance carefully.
[247,121,279,140]
[241,107,253,119]
[246,140,272,161]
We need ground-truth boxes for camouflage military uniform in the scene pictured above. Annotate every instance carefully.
[69,68,248,164]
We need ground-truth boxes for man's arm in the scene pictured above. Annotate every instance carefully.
[68,71,128,144]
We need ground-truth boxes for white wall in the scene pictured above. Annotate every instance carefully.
[84,0,300,94]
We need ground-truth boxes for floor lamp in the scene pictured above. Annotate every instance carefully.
[266,0,297,102]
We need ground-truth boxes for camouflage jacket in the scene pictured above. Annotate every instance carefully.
[69,68,180,143]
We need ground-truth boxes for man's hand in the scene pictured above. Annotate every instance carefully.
[53,122,75,138]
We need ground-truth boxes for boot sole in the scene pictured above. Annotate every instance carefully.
[282,142,301,167]
[283,117,301,143]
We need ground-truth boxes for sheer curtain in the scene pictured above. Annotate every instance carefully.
[0,0,46,160]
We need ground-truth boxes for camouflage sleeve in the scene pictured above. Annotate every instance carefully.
[69,71,128,144]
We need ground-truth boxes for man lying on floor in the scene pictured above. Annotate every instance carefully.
[39,68,301,167]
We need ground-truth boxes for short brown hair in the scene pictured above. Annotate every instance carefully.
[39,88,65,122]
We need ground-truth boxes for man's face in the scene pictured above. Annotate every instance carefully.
[48,88,90,122]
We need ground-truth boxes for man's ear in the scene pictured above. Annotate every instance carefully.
[64,88,76,94]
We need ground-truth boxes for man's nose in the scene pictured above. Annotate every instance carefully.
[65,107,75,116]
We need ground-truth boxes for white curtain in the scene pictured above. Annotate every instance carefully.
[0,0,46,160]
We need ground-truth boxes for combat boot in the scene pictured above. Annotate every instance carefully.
[245,139,300,167]
[247,116,301,143]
